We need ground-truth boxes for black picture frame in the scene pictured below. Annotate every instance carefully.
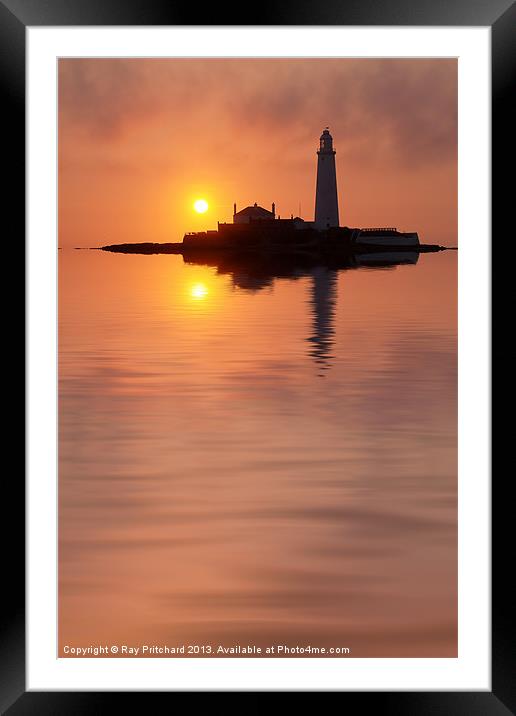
[5,0,513,711]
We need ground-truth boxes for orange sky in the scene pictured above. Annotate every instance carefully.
[58,58,457,248]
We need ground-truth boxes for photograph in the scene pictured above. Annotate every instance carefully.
[58,57,458,659]
[1,0,508,704]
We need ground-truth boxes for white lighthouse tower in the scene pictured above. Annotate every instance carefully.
[314,128,339,230]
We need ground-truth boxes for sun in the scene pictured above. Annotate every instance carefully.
[190,283,209,300]
[193,199,209,214]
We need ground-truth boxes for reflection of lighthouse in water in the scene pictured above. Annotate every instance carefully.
[307,267,338,373]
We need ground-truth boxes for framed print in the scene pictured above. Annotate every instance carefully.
[4,0,513,710]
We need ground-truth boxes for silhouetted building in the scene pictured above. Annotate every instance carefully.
[233,202,275,224]
[354,227,419,247]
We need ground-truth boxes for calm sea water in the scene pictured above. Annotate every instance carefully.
[58,248,457,657]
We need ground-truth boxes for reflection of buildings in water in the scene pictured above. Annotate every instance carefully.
[307,267,338,373]
[354,251,419,268]
[230,272,273,292]
[184,250,418,373]
[305,253,419,373]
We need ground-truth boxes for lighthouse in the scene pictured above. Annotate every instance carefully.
[314,128,339,230]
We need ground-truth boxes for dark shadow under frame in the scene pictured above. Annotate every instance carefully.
[4,0,514,711]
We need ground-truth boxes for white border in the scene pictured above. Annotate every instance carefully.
[27,27,490,691]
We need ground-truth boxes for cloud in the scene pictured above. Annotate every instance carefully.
[59,58,457,169]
